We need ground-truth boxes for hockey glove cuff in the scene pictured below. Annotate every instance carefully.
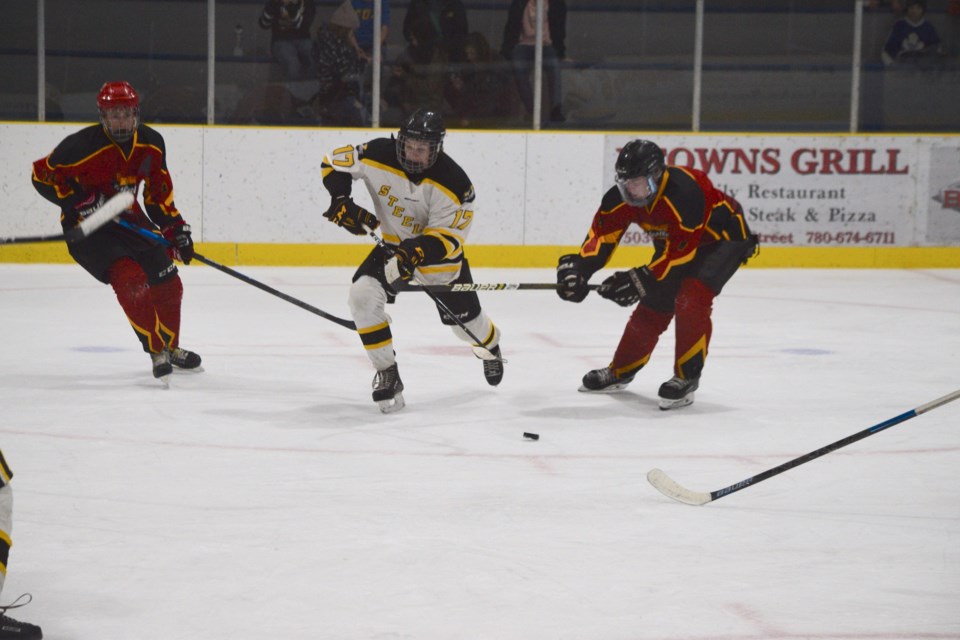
[598,267,654,307]
[556,253,590,302]
[384,239,427,285]
[323,195,379,236]
[163,221,195,265]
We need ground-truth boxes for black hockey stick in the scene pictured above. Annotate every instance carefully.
[115,219,357,330]
[2,192,135,246]
[648,388,960,506]
[364,227,503,362]
[396,282,601,293]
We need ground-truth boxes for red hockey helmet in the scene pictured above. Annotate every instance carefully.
[96,81,140,143]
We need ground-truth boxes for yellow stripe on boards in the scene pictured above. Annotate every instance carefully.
[1,243,958,268]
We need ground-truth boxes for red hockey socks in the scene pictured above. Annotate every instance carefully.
[611,305,673,378]
[149,275,183,350]
[673,279,715,380]
[107,258,183,353]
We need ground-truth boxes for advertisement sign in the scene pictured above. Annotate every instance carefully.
[927,145,960,244]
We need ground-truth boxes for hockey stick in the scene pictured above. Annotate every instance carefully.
[396,282,601,293]
[115,218,357,330]
[1,192,135,246]
[364,227,503,361]
[648,388,960,506]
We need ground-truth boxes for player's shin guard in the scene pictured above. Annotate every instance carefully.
[611,304,673,377]
[672,279,714,381]
[149,275,184,349]
[349,276,396,371]
[108,258,165,354]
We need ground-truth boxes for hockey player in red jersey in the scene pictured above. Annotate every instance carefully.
[31,81,201,385]
[557,139,758,409]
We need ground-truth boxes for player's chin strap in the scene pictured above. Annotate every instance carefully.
[364,226,504,363]
[114,218,357,330]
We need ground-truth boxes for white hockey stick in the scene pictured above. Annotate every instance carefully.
[2,191,134,246]
[67,191,136,241]
[648,388,960,506]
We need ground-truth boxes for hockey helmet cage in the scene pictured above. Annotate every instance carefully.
[397,108,446,174]
[97,81,140,143]
[615,139,665,207]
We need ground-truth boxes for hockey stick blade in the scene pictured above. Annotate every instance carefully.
[646,469,713,506]
[647,388,960,506]
[66,191,135,242]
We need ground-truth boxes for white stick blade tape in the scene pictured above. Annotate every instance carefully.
[647,468,712,506]
[76,191,135,237]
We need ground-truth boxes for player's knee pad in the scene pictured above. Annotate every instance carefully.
[108,257,149,304]
[676,279,715,315]
[349,275,389,320]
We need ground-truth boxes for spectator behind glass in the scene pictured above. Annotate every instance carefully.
[385,12,451,122]
[352,0,391,57]
[314,0,369,125]
[446,32,522,127]
[259,0,317,80]
[501,0,567,124]
[882,0,945,65]
[403,0,469,62]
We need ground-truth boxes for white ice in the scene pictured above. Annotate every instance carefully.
[1,264,958,640]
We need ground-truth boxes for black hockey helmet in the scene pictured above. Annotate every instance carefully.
[615,139,665,206]
[397,108,446,174]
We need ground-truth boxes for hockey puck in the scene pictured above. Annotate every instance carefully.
[523,432,540,441]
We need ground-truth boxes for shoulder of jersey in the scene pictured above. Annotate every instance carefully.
[136,125,166,147]
[426,153,475,204]
[359,137,400,167]
[52,125,110,163]
[662,166,704,200]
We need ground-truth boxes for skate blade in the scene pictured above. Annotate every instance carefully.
[659,392,694,410]
[578,382,631,393]
[174,365,205,373]
[377,392,405,414]
[157,375,171,389]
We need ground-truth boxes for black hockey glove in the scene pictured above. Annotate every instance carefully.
[163,221,195,265]
[323,195,379,236]
[556,253,590,302]
[61,191,105,228]
[384,238,426,285]
[598,267,654,307]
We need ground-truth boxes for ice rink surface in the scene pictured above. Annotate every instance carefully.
[1,263,958,640]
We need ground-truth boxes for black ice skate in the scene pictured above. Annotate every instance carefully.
[658,376,699,410]
[169,347,203,371]
[0,594,43,640]
[579,367,635,392]
[372,363,405,413]
[151,350,172,387]
[480,345,504,386]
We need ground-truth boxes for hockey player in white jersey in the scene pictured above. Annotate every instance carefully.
[321,108,503,413]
